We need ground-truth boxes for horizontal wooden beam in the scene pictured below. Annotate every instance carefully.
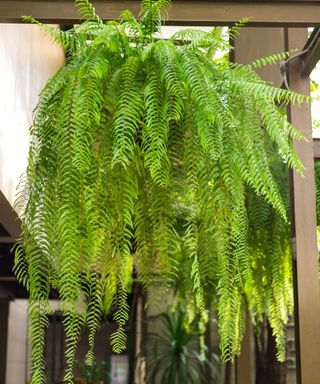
[0,191,20,243]
[1,1,320,26]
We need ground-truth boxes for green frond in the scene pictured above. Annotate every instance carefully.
[140,0,171,20]
[85,275,103,365]
[28,301,50,384]
[140,0,171,40]
[185,219,205,313]
[111,286,130,353]
[75,0,102,23]
[228,17,248,41]
[112,56,143,167]
[63,311,85,383]
[143,69,170,185]
[169,28,208,44]
[12,241,30,289]
[245,51,290,69]
[119,10,143,39]
[23,16,76,53]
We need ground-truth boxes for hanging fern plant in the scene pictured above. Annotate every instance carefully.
[14,0,307,382]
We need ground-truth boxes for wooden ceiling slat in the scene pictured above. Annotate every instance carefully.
[1,1,320,26]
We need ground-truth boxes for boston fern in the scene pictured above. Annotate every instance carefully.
[14,0,307,382]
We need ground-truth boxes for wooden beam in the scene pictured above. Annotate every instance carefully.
[286,28,320,384]
[233,27,287,383]
[1,1,320,26]
[233,27,285,85]
[236,316,253,384]
[301,28,320,77]
[0,191,20,243]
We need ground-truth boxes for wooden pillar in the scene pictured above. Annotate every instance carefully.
[286,28,320,384]
[236,319,253,384]
[0,301,9,383]
[233,27,286,384]
[233,27,285,86]
[134,287,146,384]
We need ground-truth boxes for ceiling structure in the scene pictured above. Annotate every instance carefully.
[1,0,320,26]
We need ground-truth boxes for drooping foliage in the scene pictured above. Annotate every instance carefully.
[245,145,293,361]
[174,144,294,363]
[14,0,308,382]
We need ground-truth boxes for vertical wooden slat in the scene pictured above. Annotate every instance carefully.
[286,27,320,384]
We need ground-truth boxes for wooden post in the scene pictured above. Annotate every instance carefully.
[134,288,146,384]
[286,27,320,384]
[233,27,287,384]
[0,301,9,383]
[236,318,253,384]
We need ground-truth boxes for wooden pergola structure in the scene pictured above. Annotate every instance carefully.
[1,1,320,383]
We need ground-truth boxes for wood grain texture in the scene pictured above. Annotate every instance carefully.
[287,27,320,384]
[1,1,320,26]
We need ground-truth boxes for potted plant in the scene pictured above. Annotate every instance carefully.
[146,307,220,384]
[74,360,109,384]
